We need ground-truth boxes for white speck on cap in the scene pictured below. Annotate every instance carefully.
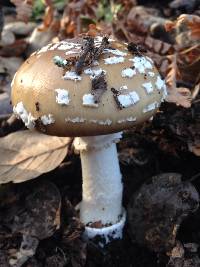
[129,56,153,73]
[142,82,154,94]
[55,89,70,105]
[117,91,140,108]
[94,36,115,43]
[117,116,136,123]
[104,56,125,65]
[148,71,155,77]
[162,84,168,97]
[13,102,36,129]
[63,71,82,81]
[82,94,98,108]
[103,48,127,57]
[65,117,86,123]
[119,85,128,90]
[84,68,106,79]
[98,119,112,125]
[127,116,137,122]
[65,50,80,56]
[155,76,165,90]
[89,119,112,125]
[58,42,81,50]
[41,114,55,125]
[121,68,136,78]
[143,102,159,113]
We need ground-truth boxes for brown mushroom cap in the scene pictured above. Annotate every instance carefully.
[11,36,167,137]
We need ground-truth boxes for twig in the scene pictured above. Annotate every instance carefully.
[75,36,94,74]
[91,72,107,104]
[192,83,200,100]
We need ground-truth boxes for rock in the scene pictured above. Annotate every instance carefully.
[0,39,28,57]
[4,21,36,36]
[0,56,23,94]
[128,173,199,253]
[169,0,198,12]
[0,56,23,78]
[0,93,12,115]
[0,29,15,46]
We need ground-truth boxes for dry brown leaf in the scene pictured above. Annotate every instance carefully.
[0,130,72,184]
[179,44,200,65]
[38,0,54,32]
[165,54,192,108]
[127,6,168,35]
[177,14,200,39]
[188,144,200,156]
[166,87,192,108]
[166,54,179,89]
[192,83,200,100]
[11,0,33,23]
[165,14,200,40]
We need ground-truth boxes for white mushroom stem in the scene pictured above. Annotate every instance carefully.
[74,133,123,226]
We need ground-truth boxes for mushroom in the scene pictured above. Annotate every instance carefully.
[11,36,167,245]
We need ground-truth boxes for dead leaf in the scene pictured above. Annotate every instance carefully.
[10,0,33,23]
[192,83,200,100]
[165,14,200,40]
[166,87,192,108]
[177,14,200,39]
[0,130,72,184]
[165,54,192,108]
[188,144,200,156]
[38,1,54,31]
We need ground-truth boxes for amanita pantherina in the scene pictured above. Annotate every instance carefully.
[11,36,167,244]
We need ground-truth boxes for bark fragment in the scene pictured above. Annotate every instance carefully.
[91,72,107,104]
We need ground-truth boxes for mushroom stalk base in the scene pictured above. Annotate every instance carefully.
[83,208,126,247]
[74,133,123,226]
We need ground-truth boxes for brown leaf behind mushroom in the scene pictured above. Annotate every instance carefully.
[165,54,192,108]
[0,131,72,184]
[165,14,200,41]
[10,0,33,23]
[37,0,54,32]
